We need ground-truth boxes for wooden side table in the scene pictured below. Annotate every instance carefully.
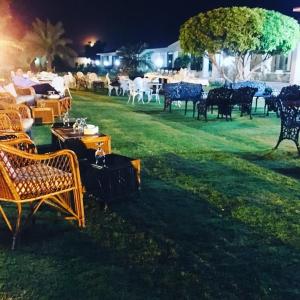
[51,126,111,158]
[32,107,54,124]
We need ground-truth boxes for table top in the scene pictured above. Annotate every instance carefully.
[91,153,138,171]
[51,126,107,141]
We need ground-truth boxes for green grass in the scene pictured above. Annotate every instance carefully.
[1,90,300,299]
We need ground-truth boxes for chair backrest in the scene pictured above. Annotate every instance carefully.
[163,83,181,100]
[278,85,300,102]
[180,82,203,100]
[105,73,111,86]
[277,99,299,128]
[76,72,84,78]
[230,81,269,97]
[133,77,144,91]
[51,76,65,95]
[231,87,258,105]
[163,82,203,101]
[207,87,233,106]
[119,79,129,90]
[0,110,23,132]
[0,113,13,131]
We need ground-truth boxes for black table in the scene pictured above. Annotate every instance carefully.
[80,153,141,203]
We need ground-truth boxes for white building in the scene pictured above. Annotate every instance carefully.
[94,40,300,84]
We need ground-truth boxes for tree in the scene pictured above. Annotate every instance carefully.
[0,0,23,71]
[84,40,106,59]
[116,43,153,78]
[179,7,300,81]
[23,18,77,71]
[174,54,191,69]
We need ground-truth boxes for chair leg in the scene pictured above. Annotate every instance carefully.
[12,204,22,250]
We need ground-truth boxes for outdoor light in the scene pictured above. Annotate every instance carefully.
[154,57,163,68]
[114,59,120,66]
[95,60,100,66]
[293,7,300,12]
[103,61,110,67]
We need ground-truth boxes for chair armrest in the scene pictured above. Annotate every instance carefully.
[15,86,36,96]
[0,138,36,153]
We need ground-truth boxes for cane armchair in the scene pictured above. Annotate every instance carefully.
[0,92,15,104]
[36,97,71,117]
[0,86,35,105]
[0,114,14,132]
[0,144,85,249]
[0,101,32,119]
[0,109,33,132]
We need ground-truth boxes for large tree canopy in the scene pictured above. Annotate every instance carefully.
[179,7,300,81]
[23,18,77,71]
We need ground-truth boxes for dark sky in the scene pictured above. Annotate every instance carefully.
[10,0,300,53]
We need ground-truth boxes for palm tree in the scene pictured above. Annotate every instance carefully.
[23,18,76,71]
[117,43,153,77]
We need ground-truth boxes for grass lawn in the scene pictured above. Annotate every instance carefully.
[1,90,300,299]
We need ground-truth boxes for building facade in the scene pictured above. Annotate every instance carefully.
[93,41,300,84]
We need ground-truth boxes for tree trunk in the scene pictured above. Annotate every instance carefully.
[46,56,52,72]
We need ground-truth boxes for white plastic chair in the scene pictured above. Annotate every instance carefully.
[105,73,119,96]
[119,79,130,96]
[128,80,143,104]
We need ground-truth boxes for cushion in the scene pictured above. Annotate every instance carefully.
[4,83,17,98]
[16,95,35,105]
[0,150,17,179]
[22,118,34,132]
[14,164,74,199]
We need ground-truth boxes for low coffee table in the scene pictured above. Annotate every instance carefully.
[31,107,54,124]
[51,126,111,158]
[81,153,141,203]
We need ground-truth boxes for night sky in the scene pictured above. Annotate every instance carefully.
[10,0,300,53]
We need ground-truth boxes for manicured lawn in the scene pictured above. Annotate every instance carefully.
[1,90,300,299]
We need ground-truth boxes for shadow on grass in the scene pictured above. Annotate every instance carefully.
[1,160,299,299]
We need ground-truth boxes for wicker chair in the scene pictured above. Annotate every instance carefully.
[0,86,35,105]
[36,97,71,117]
[0,143,85,249]
[0,109,33,132]
[0,114,14,132]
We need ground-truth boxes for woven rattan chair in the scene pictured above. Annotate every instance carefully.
[0,114,14,132]
[0,143,85,249]
[36,97,71,117]
[0,101,32,118]
[0,109,33,132]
